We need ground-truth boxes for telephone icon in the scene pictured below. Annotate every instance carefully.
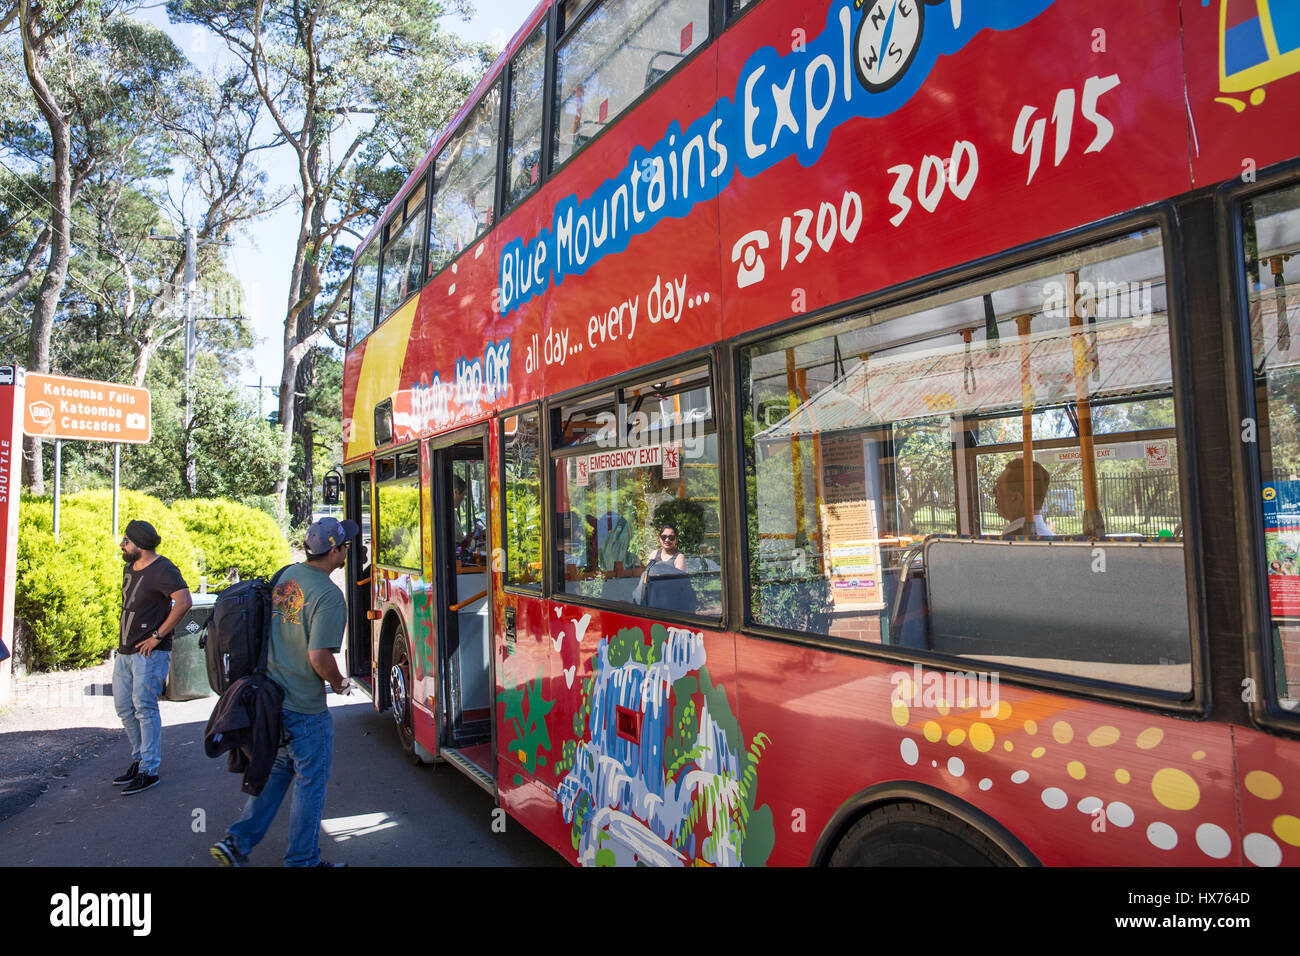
[731,230,770,289]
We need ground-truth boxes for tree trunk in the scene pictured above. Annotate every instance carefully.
[19,3,73,493]
[273,124,323,520]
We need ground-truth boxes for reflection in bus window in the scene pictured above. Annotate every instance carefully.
[1241,183,1300,710]
[505,24,547,211]
[430,83,501,276]
[376,480,421,570]
[552,366,721,617]
[504,411,543,587]
[350,243,379,346]
[379,192,426,318]
[552,0,709,167]
[742,229,1191,693]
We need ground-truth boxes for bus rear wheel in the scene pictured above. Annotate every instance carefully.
[389,628,422,765]
[828,802,1015,866]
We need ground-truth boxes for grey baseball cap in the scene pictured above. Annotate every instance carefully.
[305,517,360,556]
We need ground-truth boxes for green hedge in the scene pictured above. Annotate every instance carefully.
[172,498,292,587]
[15,492,288,671]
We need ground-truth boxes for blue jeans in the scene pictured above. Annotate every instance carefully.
[112,649,170,775]
[226,708,334,867]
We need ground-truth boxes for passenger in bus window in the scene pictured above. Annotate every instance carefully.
[994,458,1055,538]
[648,525,689,573]
[634,524,692,609]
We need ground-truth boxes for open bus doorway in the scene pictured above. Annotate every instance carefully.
[431,432,496,791]
[344,468,374,686]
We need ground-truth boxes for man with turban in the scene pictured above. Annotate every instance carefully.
[113,519,192,795]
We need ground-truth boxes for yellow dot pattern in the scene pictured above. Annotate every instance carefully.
[1151,767,1200,811]
[1245,770,1282,801]
[1087,726,1120,747]
[1136,727,1164,750]
[1274,815,1300,847]
[885,680,1298,865]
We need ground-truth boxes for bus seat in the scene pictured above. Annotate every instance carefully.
[922,537,1190,665]
[644,50,684,90]
[642,571,696,615]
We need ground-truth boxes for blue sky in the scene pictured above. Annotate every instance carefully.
[139,0,540,398]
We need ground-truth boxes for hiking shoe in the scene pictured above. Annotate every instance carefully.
[112,761,140,786]
[210,838,247,867]
[120,773,159,795]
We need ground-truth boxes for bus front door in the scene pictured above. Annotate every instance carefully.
[431,433,496,792]
[345,468,373,687]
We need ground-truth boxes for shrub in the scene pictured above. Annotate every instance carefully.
[15,490,200,671]
[172,498,292,588]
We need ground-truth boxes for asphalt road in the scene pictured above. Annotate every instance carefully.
[0,688,561,867]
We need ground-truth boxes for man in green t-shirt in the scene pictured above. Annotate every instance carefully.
[210,517,356,867]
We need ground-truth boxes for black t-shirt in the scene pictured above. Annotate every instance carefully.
[119,556,188,653]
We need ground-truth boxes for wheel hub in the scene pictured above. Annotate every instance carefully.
[389,663,408,726]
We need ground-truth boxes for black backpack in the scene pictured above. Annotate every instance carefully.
[199,566,289,694]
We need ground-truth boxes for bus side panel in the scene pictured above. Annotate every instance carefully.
[402,226,503,436]
[527,35,723,397]
[496,601,760,866]
[734,636,1243,865]
[1183,0,1300,187]
[496,593,578,863]
[1232,725,1300,866]
[715,0,1191,341]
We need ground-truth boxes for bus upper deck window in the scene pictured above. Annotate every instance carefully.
[1240,183,1300,712]
[429,83,501,278]
[505,24,547,212]
[551,0,710,168]
[349,243,380,347]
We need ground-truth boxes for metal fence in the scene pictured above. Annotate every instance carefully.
[896,471,1181,536]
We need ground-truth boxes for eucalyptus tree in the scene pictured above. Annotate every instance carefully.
[0,4,199,489]
[167,0,494,521]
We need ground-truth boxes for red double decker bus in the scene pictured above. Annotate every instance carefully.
[338,0,1300,865]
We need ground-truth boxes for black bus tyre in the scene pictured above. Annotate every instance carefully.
[828,802,1015,867]
[389,628,422,765]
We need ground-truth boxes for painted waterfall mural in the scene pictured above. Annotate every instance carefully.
[552,621,775,866]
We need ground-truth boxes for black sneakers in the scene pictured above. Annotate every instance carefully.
[111,761,140,786]
[210,838,248,867]
[121,772,159,795]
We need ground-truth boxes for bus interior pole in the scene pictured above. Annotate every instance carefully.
[785,349,806,546]
[1068,272,1104,537]
[112,442,120,543]
[1015,314,1035,531]
[52,438,61,543]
